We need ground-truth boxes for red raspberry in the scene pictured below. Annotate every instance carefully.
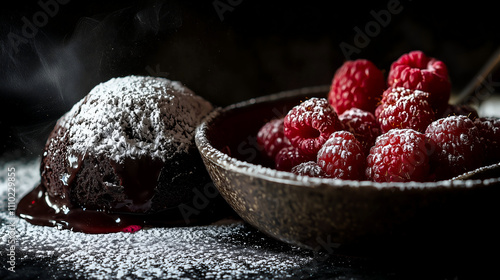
[425,115,484,180]
[474,117,500,164]
[317,131,365,180]
[257,118,291,159]
[375,87,430,118]
[328,59,385,115]
[291,161,327,178]
[377,87,435,133]
[440,104,479,120]
[388,50,451,113]
[284,98,343,156]
[366,129,431,182]
[380,87,430,106]
[339,108,381,153]
[274,146,315,172]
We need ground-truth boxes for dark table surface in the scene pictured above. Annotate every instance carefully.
[1,154,498,280]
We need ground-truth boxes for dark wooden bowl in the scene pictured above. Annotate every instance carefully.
[195,86,500,255]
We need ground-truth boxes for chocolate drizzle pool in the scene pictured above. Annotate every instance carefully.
[16,152,165,233]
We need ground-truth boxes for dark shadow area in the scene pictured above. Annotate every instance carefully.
[2,0,500,156]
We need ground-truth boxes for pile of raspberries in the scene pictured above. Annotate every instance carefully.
[257,50,499,182]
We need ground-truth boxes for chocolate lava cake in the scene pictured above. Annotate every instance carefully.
[17,76,228,233]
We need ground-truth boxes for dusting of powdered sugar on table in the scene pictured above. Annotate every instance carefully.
[0,157,350,280]
[58,76,213,162]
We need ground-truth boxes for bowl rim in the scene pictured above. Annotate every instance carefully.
[195,86,500,191]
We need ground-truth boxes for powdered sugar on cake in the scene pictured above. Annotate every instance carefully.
[59,76,213,162]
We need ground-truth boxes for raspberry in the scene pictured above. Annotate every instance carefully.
[317,131,365,180]
[257,118,291,159]
[474,117,500,164]
[339,108,381,153]
[274,146,315,172]
[440,104,479,120]
[425,115,484,180]
[328,59,385,115]
[388,50,451,113]
[291,161,327,178]
[380,87,430,107]
[366,129,431,182]
[284,98,343,156]
[375,87,429,119]
[377,87,436,133]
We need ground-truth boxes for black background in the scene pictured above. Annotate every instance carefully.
[1,0,499,157]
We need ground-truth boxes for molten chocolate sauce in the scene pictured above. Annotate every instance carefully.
[110,156,164,213]
[15,153,189,234]
[16,184,144,233]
